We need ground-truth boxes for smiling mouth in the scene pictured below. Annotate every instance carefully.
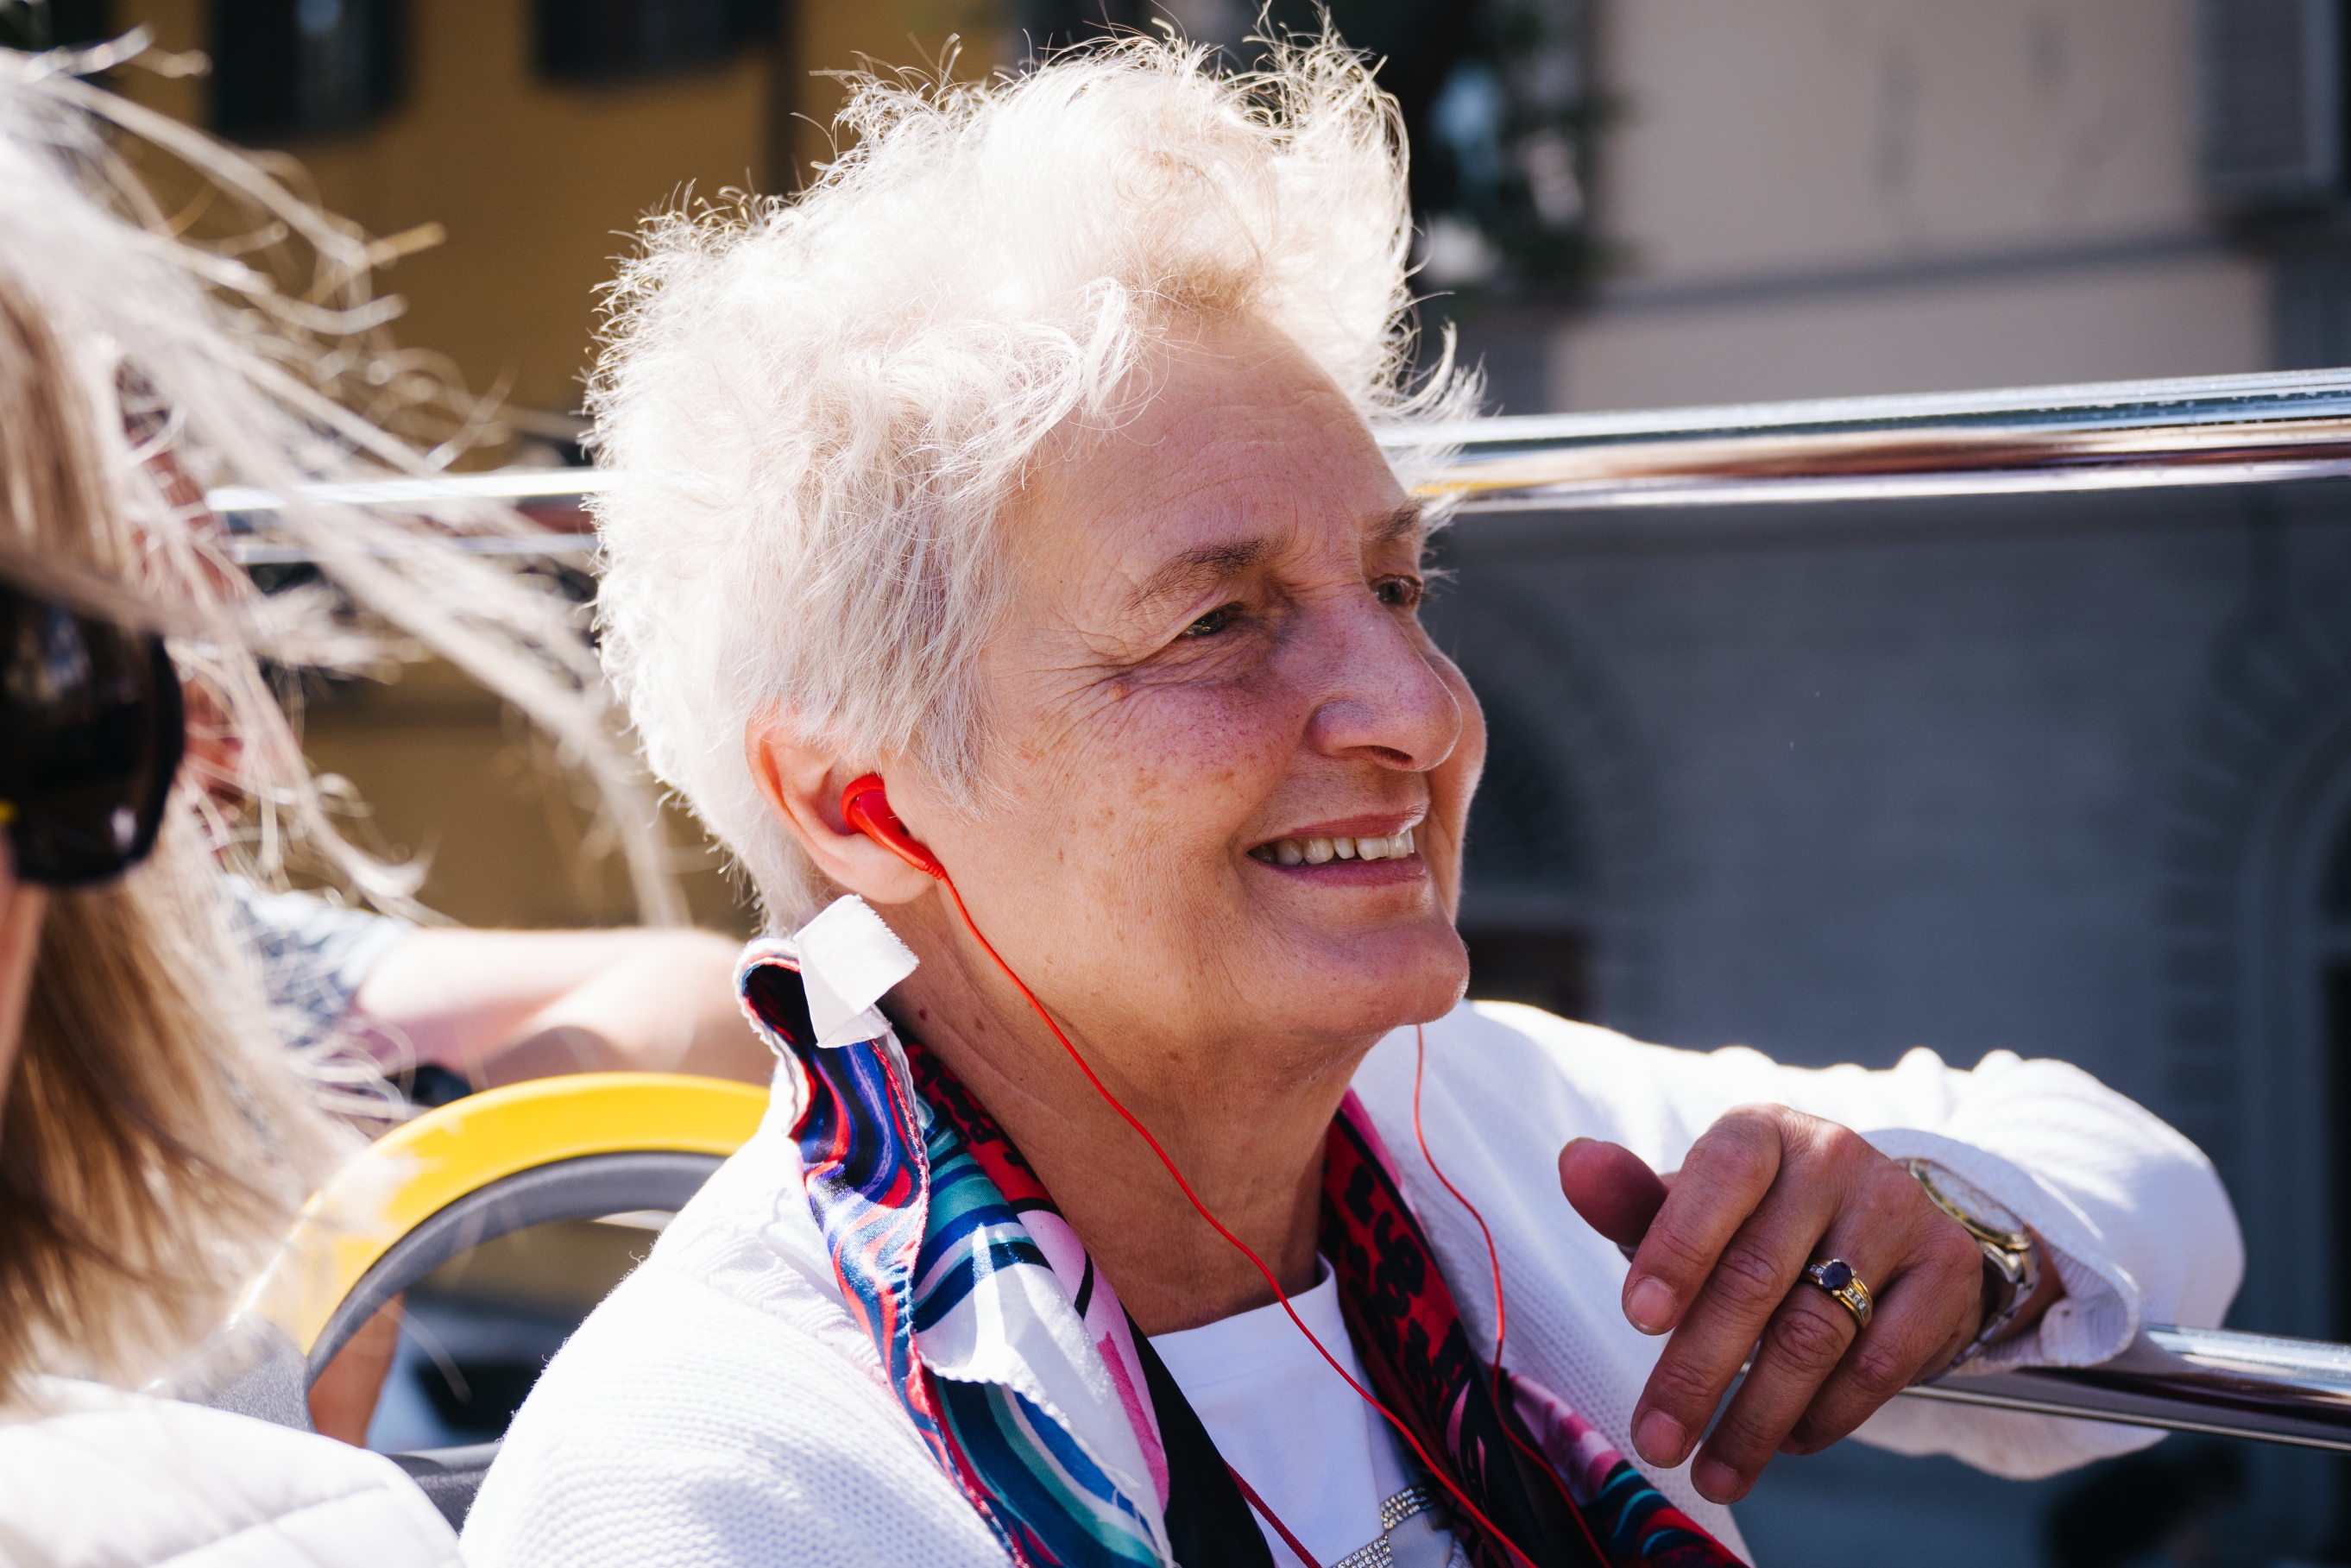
[1247,828,1417,866]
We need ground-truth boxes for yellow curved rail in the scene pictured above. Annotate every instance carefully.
[243,1072,769,1356]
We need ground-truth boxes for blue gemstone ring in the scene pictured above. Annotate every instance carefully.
[1802,1257,1875,1332]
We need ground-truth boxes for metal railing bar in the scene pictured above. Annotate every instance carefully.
[1448,455,2351,513]
[228,535,597,564]
[1400,365,2351,452]
[1900,1324,2351,1452]
[206,365,2351,557]
[1899,1380,2351,1452]
[206,471,613,513]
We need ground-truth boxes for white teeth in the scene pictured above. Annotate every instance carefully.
[1253,829,1419,866]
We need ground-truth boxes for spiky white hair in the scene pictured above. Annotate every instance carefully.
[591,31,1476,926]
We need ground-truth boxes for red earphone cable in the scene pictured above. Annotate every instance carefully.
[1230,1465,1326,1568]
[1411,1025,1511,1405]
[1410,1027,1613,1568]
[930,869,1541,1568]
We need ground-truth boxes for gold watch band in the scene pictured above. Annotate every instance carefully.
[1901,1159,2042,1366]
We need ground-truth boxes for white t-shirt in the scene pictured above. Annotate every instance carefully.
[1150,1261,1415,1568]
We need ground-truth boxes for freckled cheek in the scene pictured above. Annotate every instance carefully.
[1062,687,1302,870]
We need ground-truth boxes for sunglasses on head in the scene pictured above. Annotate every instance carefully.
[0,578,185,887]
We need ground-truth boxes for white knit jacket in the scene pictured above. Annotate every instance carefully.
[463,1002,2242,1567]
[0,1380,460,1567]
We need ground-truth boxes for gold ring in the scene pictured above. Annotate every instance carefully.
[1802,1257,1874,1331]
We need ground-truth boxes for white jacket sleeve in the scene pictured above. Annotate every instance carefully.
[1492,1013,2243,1479]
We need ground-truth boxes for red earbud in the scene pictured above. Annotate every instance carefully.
[841,773,946,880]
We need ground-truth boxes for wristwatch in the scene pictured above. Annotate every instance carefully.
[1901,1160,2042,1368]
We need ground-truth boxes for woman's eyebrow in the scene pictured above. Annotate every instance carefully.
[1125,537,1272,614]
[1122,503,1417,617]
[1369,501,1425,545]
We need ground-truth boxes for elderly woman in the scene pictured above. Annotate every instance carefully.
[464,36,2238,1568]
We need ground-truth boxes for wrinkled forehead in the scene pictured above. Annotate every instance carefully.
[1011,320,1414,599]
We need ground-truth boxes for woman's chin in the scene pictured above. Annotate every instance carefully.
[1269,922,1468,1039]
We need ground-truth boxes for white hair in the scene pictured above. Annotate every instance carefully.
[590,32,1476,926]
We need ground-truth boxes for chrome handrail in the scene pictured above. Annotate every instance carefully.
[1419,364,2351,512]
[1905,1325,2351,1452]
[211,364,2351,559]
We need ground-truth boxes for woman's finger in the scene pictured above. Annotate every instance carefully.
[1686,1198,1984,1502]
[1622,1107,1788,1337]
[1781,1218,1984,1452]
[1681,1239,1904,1503]
[1625,1144,1841,1470]
[1558,1137,1669,1251]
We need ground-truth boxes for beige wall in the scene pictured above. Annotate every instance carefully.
[1554,0,2270,408]
[294,659,753,934]
[119,0,1003,418]
[1557,249,2267,407]
[1599,0,2203,278]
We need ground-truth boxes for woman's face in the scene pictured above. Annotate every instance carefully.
[886,318,1483,1086]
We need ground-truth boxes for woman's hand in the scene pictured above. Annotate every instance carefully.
[1557,1106,2031,1506]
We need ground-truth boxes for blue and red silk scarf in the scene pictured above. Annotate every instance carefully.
[742,948,1743,1568]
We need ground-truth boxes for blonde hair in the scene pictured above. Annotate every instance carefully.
[0,44,684,923]
[0,273,351,1402]
[0,41,677,1401]
[589,31,1475,927]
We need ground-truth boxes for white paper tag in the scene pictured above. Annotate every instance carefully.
[793,894,920,1048]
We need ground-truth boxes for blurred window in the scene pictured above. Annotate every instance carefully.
[2199,0,2344,208]
[1459,688,1592,1020]
[533,0,778,86]
[0,0,112,48]
[1015,0,1599,296]
[1400,0,1595,294]
[210,0,406,142]
[2203,1,2351,367]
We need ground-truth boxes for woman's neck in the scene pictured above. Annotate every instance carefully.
[888,948,1372,1335]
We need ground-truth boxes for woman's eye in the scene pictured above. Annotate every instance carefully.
[1375,576,1423,610]
[1182,603,1242,638]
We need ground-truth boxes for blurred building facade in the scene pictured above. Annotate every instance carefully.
[50,0,2351,1559]
[1540,0,2268,410]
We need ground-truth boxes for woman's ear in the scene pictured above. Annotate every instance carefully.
[744,710,939,906]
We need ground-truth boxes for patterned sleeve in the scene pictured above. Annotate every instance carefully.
[222,878,416,1052]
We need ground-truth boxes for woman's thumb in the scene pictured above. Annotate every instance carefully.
[1557,1137,1670,1251]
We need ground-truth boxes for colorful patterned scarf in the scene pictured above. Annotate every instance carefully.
[742,947,1743,1568]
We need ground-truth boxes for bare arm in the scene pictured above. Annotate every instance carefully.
[347,927,772,1089]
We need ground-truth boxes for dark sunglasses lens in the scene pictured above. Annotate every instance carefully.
[1,590,186,886]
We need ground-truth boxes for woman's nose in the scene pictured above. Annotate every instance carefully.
[1298,597,1462,771]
